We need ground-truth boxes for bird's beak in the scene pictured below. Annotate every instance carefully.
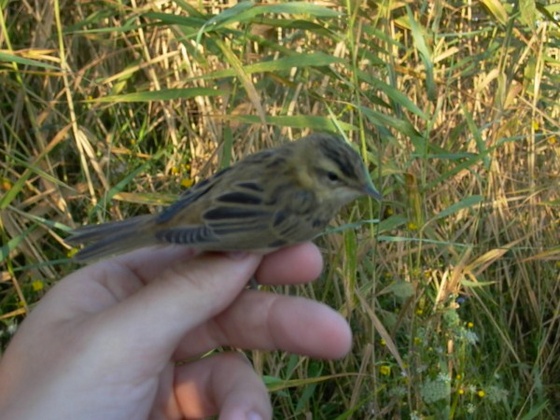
[363,179,382,201]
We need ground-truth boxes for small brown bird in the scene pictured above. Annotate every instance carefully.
[67,133,381,262]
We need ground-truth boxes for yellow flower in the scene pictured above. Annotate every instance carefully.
[31,280,44,292]
[407,221,419,231]
[180,178,194,188]
[0,177,12,192]
[379,365,391,376]
[67,247,79,258]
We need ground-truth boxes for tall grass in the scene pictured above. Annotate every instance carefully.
[1,1,559,418]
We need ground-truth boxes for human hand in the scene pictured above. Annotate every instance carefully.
[0,243,351,420]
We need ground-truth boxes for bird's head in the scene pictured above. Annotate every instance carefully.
[294,133,382,207]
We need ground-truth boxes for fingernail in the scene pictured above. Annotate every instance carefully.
[247,411,263,420]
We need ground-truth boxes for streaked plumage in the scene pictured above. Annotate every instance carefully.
[67,133,381,262]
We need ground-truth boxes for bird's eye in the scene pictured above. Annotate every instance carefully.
[327,171,339,182]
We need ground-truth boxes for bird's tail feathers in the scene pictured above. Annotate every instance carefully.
[66,215,156,262]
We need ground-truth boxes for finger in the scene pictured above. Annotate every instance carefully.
[163,352,271,420]
[39,254,262,383]
[46,247,201,315]
[115,245,200,283]
[56,241,321,316]
[44,247,250,315]
[255,242,323,285]
[99,241,321,286]
[98,251,261,346]
[175,291,352,360]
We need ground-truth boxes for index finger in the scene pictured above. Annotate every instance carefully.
[104,242,323,286]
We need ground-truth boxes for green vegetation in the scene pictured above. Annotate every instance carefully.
[1,1,559,418]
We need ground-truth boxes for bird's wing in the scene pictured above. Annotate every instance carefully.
[154,179,276,250]
[155,224,219,245]
[266,204,328,247]
[155,167,233,224]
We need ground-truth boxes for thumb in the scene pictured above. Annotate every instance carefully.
[91,252,262,362]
